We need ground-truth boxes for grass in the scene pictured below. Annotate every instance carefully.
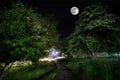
[2,61,54,80]
[66,58,120,80]
[2,58,120,80]
[42,72,56,80]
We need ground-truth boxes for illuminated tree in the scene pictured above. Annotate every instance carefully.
[0,1,60,76]
[66,4,120,58]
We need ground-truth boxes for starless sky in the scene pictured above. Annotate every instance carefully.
[0,0,120,38]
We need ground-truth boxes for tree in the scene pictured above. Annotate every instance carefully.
[39,15,61,48]
[0,1,60,77]
[65,4,120,58]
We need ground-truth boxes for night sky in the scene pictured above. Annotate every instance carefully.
[0,0,120,38]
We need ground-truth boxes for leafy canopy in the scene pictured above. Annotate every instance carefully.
[66,4,120,58]
[0,2,60,63]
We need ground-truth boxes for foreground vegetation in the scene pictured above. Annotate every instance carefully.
[66,58,120,80]
[1,58,119,80]
[1,61,55,80]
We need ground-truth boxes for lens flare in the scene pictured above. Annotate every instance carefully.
[45,47,61,58]
[40,47,65,62]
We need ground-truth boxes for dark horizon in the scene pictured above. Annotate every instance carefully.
[0,0,120,38]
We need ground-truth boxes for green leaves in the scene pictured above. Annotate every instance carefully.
[66,3,120,58]
[0,1,60,63]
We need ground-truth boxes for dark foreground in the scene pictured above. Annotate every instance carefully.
[1,57,120,80]
[54,61,74,80]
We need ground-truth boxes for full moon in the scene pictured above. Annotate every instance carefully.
[70,6,79,15]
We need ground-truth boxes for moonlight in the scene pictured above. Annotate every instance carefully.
[70,6,79,15]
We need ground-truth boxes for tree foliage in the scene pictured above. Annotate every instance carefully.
[0,2,60,63]
[66,4,120,58]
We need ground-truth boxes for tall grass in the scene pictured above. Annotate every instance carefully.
[3,58,120,80]
[3,61,54,80]
[66,58,120,80]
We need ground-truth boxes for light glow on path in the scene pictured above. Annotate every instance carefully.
[39,56,65,62]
